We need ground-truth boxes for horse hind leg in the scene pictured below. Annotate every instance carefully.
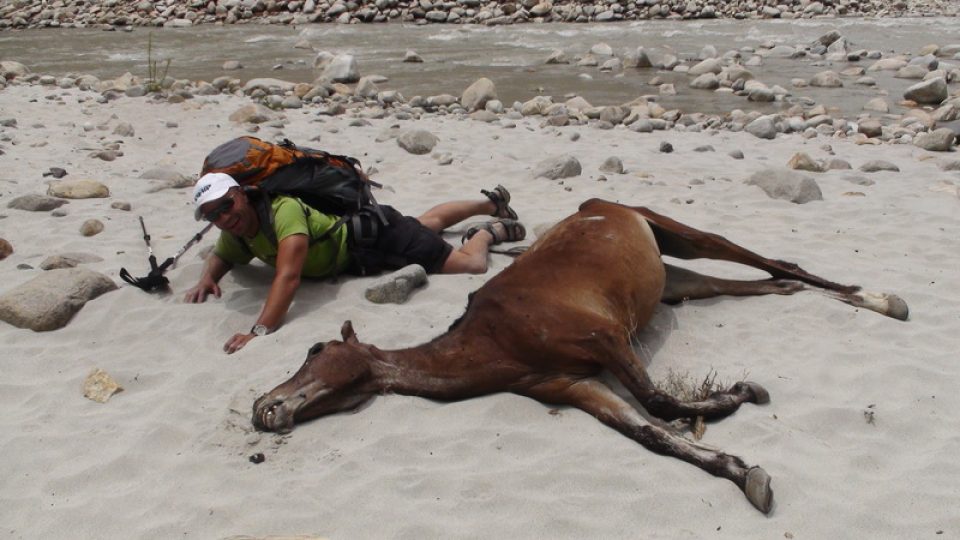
[519,377,774,514]
[628,205,908,321]
[661,263,805,304]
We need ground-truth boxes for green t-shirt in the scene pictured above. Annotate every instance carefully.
[214,195,350,278]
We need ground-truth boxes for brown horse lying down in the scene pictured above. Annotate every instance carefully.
[252,199,908,514]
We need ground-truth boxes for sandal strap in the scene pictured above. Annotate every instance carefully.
[481,184,518,220]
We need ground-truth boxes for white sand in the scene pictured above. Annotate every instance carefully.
[2,83,959,539]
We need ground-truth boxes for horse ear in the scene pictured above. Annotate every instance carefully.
[340,320,358,343]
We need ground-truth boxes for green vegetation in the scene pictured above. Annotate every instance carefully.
[145,32,171,93]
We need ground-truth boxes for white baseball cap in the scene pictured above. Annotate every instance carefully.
[193,172,239,220]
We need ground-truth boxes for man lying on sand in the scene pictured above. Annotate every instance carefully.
[184,172,525,354]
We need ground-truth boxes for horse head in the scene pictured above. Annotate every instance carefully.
[252,321,376,433]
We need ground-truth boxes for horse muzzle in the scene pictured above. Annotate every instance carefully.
[252,394,300,433]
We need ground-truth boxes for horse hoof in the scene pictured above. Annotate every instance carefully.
[745,466,774,514]
[743,381,770,405]
[885,294,909,321]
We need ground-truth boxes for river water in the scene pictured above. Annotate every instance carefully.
[2,17,958,116]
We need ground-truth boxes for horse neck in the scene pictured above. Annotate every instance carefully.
[369,329,477,395]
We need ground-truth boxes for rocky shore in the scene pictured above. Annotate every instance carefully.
[2,27,959,151]
[1,0,957,30]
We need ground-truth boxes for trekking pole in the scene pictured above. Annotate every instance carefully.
[119,218,214,292]
[164,222,215,271]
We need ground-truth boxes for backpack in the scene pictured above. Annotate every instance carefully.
[200,136,383,219]
[200,136,387,250]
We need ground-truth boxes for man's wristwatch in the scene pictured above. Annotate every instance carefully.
[250,324,270,337]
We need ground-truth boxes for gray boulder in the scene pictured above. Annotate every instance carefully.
[461,77,497,112]
[688,58,723,76]
[533,155,582,179]
[904,78,947,105]
[320,54,360,83]
[859,160,900,173]
[746,169,823,204]
[47,179,109,199]
[242,78,296,94]
[599,156,624,174]
[913,128,956,151]
[690,73,720,90]
[397,129,439,155]
[7,194,68,211]
[364,264,427,304]
[787,152,826,173]
[0,268,117,331]
[809,70,842,87]
[745,115,778,139]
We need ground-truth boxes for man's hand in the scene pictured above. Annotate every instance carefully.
[224,332,255,354]
[184,278,221,303]
[184,254,232,303]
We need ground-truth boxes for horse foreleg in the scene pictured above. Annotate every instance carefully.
[601,338,770,422]
[622,204,907,320]
[518,377,774,514]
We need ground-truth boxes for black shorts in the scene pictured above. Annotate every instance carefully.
[346,205,453,276]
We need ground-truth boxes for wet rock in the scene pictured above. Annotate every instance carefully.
[0,238,11,261]
[659,142,673,153]
[461,77,497,112]
[940,160,960,171]
[746,169,823,204]
[624,47,652,68]
[320,54,360,83]
[599,156,624,174]
[904,78,947,105]
[8,194,68,212]
[787,152,826,172]
[397,129,439,155]
[403,50,424,63]
[0,267,117,332]
[43,167,68,179]
[533,154,581,179]
[810,70,842,87]
[729,150,745,159]
[364,264,427,304]
[223,60,243,70]
[688,58,723,76]
[914,128,956,151]
[860,160,900,173]
[689,73,720,90]
[47,179,109,199]
[83,368,123,403]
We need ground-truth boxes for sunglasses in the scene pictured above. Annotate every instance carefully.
[203,197,235,222]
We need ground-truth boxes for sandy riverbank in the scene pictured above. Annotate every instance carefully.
[1,81,959,538]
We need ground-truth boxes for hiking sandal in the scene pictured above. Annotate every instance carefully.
[462,218,526,245]
[481,184,518,220]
